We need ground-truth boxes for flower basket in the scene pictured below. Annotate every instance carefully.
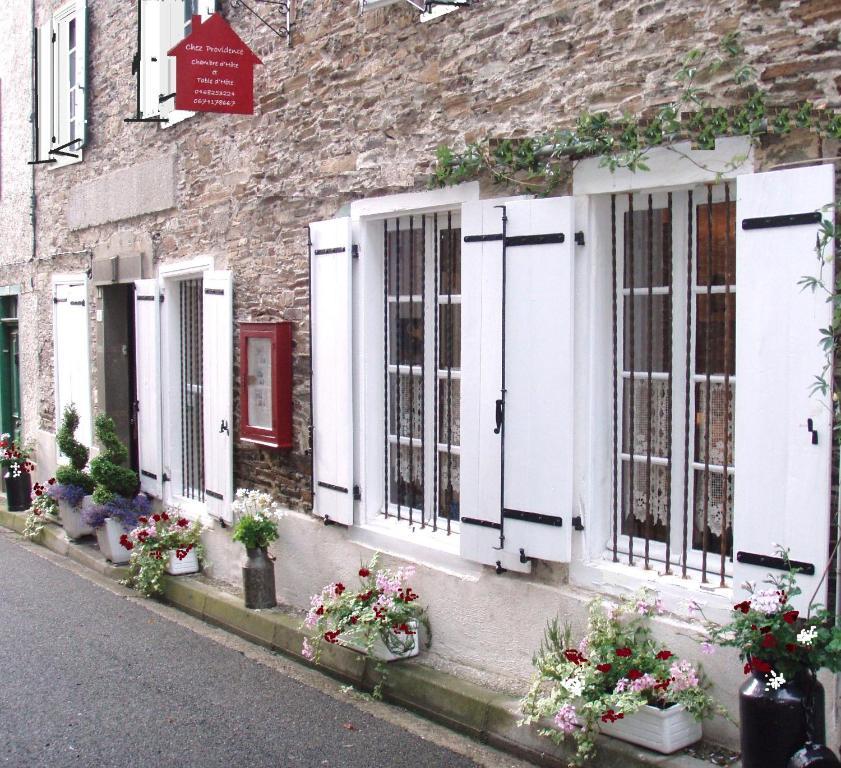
[340,619,420,662]
[58,496,94,540]
[95,517,132,565]
[598,703,701,754]
[166,547,199,575]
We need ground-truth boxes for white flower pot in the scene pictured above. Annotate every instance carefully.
[340,619,420,662]
[58,496,94,540]
[599,703,702,754]
[95,517,131,565]
[166,547,199,575]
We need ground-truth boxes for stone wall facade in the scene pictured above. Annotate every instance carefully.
[4,0,841,751]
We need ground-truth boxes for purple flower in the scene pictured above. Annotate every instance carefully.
[553,703,577,735]
[48,483,87,508]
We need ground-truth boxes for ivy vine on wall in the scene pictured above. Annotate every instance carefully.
[430,33,841,193]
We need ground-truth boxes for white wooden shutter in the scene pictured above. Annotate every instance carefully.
[139,0,164,119]
[134,279,163,498]
[35,21,54,162]
[75,0,87,148]
[202,271,234,523]
[309,218,354,526]
[734,165,835,612]
[460,197,575,572]
[54,281,91,450]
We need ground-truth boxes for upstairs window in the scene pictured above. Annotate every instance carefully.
[33,1,87,167]
[138,0,216,127]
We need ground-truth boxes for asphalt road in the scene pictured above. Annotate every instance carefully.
[0,533,505,768]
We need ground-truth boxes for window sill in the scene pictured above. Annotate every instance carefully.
[570,554,735,624]
[350,516,482,579]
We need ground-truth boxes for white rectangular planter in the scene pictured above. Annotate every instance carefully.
[340,619,420,662]
[166,548,199,575]
[599,703,702,754]
[95,517,131,565]
[58,496,94,540]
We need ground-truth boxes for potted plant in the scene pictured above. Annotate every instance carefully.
[121,511,204,596]
[521,589,722,764]
[22,477,60,541]
[51,405,96,538]
[700,550,841,768]
[0,433,36,512]
[301,554,429,698]
[80,414,145,564]
[231,488,285,609]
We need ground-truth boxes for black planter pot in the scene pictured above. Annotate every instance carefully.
[243,546,277,609]
[4,470,32,512]
[787,742,841,767]
[740,668,825,768]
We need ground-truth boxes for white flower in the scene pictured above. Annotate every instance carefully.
[767,671,786,691]
[797,626,818,646]
[562,674,585,698]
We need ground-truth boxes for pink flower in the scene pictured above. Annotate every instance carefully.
[302,638,314,660]
[553,703,577,735]
[700,642,715,655]
[669,660,699,691]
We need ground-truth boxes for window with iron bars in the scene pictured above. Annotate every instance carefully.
[612,183,735,586]
[178,277,205,502]
[383,212,461,532]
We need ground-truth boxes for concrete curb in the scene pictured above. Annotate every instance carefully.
[0,508,726,768]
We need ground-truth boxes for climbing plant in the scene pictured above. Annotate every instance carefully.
[431,33,841,193]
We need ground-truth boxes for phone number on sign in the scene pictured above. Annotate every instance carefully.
[193,98,238,107]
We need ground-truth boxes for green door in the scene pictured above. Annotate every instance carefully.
[0,296,21,442]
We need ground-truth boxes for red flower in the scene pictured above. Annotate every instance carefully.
[596,663,612,673]
[600,709,624,723]
[761,633,777,649]
[334,583,345,596]
[137,530,149,543]
[627,669,643,680]
[744,662,752,675]
[654,679,671,691]
[751,658,772,674]
[734,600,751,614]
[358,590,373,603]
[161,512,170,521]
[615,647,632,658]
[175,545,193,560]
[358,568,370,577]
[564,649,587,665]
[48,477,56,485]
[786,643,797,653]
[656,650,673,661]
[119,534,133,551]
[350,616,358,625]
[324,630,340,644]
[315,605,324,616]
[138,516,148,524]
[760,625,772,634]
[151,550,163,560]
[783,610,799,625]
[152,514,161,523]
[177,518,189,528]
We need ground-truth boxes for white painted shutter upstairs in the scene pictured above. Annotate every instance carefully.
[460,197,575,572]
[309,218,354,526]
[75,0,88,148]
[36,22,54,162]
[139,0,163,119]
[54,282,92,450]
[133,279,163,498]
[202,271,234,524]
[734,165,835,612]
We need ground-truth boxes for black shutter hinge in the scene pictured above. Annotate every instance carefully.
[519,548,531,565]
[131,51,140,76]
[352,244,359,259]
[807,418,819,445]
[353,485,361,501]
[572,515,585,531]
[162,473,170,483]
[575,231,585,246]
[495,561,507,575]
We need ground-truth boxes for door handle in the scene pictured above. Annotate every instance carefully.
[494,399,504,434]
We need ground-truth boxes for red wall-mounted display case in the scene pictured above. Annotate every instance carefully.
[239,322,293,449]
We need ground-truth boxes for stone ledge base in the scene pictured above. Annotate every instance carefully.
[0,507,728,768]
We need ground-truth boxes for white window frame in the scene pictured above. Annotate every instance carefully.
[158,257,214,521]
[350,183,479,556]
[570,138,754,620]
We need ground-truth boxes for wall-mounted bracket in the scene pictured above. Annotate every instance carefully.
[231,0,293,47]
[495,561,507,575]
[519,548,531,565]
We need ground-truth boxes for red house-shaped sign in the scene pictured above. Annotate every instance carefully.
[168,13,262,115]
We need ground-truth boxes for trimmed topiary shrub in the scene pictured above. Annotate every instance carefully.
[55,404,95,495]
[90,414,139,504]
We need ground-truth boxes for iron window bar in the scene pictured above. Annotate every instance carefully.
[446,212,455,534]
[611,195,619,562]
[681,190,694,578]
[627,193,635,567]
[432,214,440,532]
[383,220,390,519]
[721,184,733,588]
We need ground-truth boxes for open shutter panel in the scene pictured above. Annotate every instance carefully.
[134,279,163,498]
[202,271,234,524]
[139,0,163,119]
[75,0,87,148]
[734,165,835,612]
[309,218,354,526]
[54,282,92,450]
[35,21,54,162]
[460,197,575,572]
